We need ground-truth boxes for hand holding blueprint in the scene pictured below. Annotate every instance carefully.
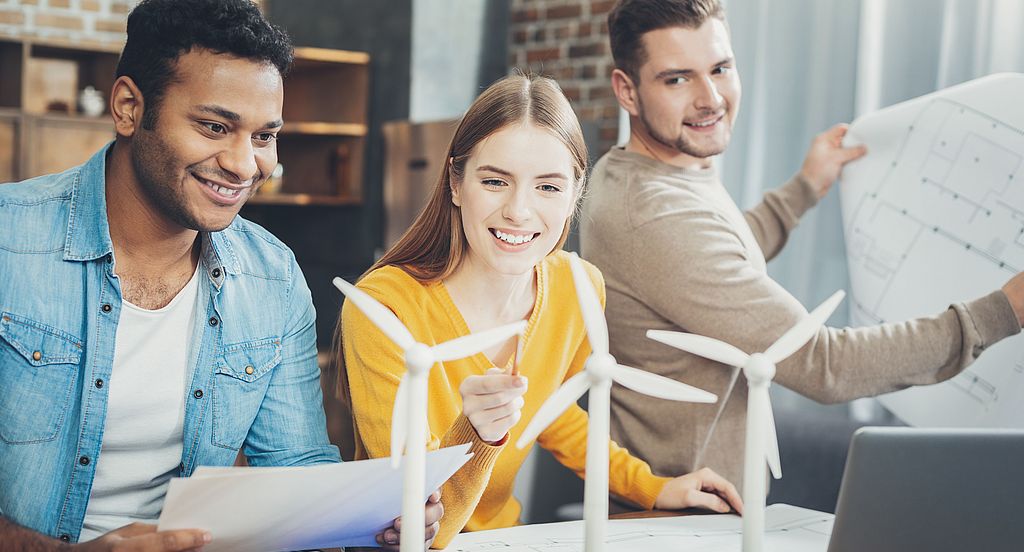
[157,444,472,552]
[840,73,1024,428]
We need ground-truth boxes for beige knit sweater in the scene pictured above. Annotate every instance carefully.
[579,147,1021,489]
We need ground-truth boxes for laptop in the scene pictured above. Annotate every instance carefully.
[827,427,1024,552]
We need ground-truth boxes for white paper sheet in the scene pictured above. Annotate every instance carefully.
[157,444,472,552]
[446,504,833,552]
[839,73,1024,428]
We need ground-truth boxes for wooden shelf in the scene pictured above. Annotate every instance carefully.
[293,46,369,65]
[247,193,362,206]
[281,121,367,136]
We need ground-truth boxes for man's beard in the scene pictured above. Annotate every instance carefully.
[638,100,729,160]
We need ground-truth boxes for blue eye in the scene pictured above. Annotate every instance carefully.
[482,178,506,187]
[539,184,562,193]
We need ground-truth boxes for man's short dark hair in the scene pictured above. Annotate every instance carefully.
[608,0,725,82]
[116,0,294,129]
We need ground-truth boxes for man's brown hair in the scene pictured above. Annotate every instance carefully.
[608,0,725,82]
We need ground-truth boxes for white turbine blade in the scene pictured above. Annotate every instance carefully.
[333,277,416,350]
[390,373,410,468]
[759,387,782,479]
[516,372,590,449]
[611,363,717,404]
[568,253,608,355]
[646,329,750,367]
[431,321,527,362]
[764,290,845,364]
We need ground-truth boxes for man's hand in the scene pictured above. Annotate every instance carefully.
[1003,272,1024,327]
[653,467,744,514]
[459,368,528,444]
[376,490,444,551]
[76,523,211,551]
[799,123,868,199]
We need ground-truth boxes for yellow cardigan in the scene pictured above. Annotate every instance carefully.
[341,250,670,548]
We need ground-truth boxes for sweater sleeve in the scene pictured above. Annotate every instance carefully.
[743,175,819,262]
[534,265,671,509]
[628,208,1021,404]
[341,294,502,549]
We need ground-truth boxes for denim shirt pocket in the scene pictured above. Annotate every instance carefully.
[0,312,82,444]
[211,337,281,450]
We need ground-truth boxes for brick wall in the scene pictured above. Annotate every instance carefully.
[0,0,140,45]
[508,0,620,154]
[0,0,266,45]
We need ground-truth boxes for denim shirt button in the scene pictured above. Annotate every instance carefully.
[60,535,70,542]
[208,317,218,327]
[212,268,222,278]
[78,456,90,466]
[193,389,204,399]
[245,365,254,375]
[101,304,112,313]
[105,253,113,264]
[95,379,104,389]
[32,351,41,361]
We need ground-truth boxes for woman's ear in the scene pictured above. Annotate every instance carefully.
[449,157,462,207]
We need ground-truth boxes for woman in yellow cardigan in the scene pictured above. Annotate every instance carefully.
[339,74,742,548]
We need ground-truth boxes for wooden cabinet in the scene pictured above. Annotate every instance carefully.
[0,37,120,183]
[0,38,371,207]
[249,46,370,206]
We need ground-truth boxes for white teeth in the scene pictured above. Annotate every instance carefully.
[494,230,535,245]
[200,178,241,197]
[690,119,717,127]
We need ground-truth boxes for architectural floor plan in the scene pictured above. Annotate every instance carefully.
[840,74,1024,428]
[446,505,833,552]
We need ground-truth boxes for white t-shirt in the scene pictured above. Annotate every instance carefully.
[79,266,201,541]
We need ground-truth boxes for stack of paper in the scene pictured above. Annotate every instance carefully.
[157,444,473,551]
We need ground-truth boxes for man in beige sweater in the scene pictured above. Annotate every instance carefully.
[580,0,1024,493]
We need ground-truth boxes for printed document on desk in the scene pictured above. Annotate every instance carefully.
[447,504,833,551]
[157,444,472,552]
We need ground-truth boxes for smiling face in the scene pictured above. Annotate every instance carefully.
[129,48,284,232]
[451,123,577,278]
[630,18,741,166]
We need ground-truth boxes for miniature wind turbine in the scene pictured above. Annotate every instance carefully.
[515,254,717,552]
[646,290,846,552]
[332,277,525,552]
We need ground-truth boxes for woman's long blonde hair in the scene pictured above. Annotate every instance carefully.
[332,74,589,409]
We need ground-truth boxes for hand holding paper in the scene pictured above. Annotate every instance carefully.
[157,445,472,552]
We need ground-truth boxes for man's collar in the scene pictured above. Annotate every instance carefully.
[63,143,115,262]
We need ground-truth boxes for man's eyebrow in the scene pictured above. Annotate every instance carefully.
[653,57,734,80]
[535,172,569,180]
[196,105,241,122]
[653,68,694,80]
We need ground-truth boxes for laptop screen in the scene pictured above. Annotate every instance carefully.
[827,427,1024,552]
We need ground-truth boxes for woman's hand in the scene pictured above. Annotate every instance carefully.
[654,467,744,514]
[459,367,528,444]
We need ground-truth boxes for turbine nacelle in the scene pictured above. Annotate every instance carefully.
[405,343,434,374]
[745,354,775,384]
[586,353,617,381]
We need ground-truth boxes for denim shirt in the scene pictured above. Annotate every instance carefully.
[0,145,340,542]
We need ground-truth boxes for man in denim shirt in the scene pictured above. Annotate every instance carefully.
[0,1,441,550]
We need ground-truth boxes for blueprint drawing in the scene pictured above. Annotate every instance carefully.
[840,73,1024,428]
[446,504,833,552]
